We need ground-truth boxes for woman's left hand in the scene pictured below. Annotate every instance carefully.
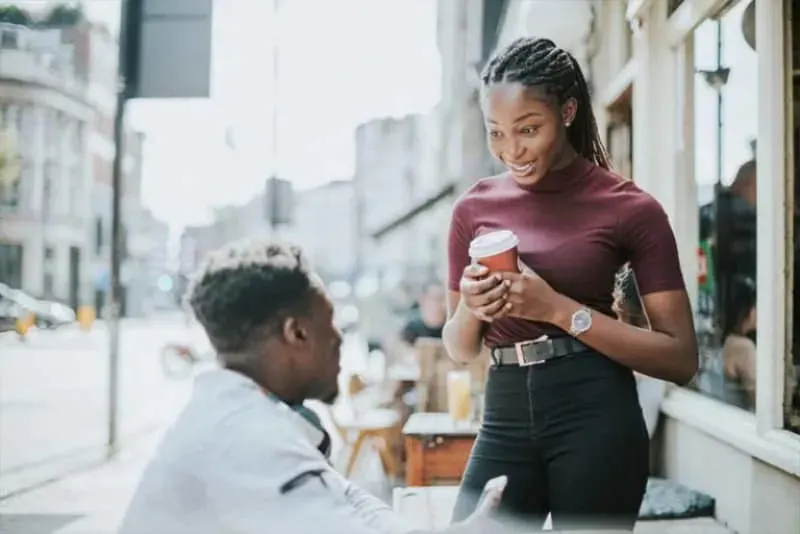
[499,260,564,323]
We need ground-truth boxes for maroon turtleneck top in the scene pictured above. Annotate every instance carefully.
[447,156,685,347]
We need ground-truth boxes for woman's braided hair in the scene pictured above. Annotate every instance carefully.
[481,37,611,170]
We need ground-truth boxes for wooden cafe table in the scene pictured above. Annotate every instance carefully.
[403,412,479,486]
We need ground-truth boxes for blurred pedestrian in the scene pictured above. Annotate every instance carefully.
[400,282,447,346]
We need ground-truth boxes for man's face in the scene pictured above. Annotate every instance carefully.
[296,286,342,403]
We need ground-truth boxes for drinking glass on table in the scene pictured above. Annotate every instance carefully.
[447,370,472,426]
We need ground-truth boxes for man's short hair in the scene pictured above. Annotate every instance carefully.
[186,239,316,356]
[731,159,756,190]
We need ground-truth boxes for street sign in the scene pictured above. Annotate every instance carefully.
[125,0,213,99]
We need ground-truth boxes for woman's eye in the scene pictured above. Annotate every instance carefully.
[520,126,539,135]
[489,130,502,139]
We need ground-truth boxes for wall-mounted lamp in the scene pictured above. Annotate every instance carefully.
[741,1,755,52]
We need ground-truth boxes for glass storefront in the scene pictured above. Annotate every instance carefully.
[688,0,759,412]
[788,2,800,434]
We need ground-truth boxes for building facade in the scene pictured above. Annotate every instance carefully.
[0,22,93,309]
[0,17,164,316]
[178,179,359,284]
[283,179,356,283]
[178,194,269,285]
[63,21,166,317]
[354,114,431,287]
[497,1,800,532]
[363,0,505,288]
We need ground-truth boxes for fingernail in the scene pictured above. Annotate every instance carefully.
[505,303,512,310]
[504,280,511,287]
[495,274,502,282]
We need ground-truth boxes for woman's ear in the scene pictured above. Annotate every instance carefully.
[561,97,578,127]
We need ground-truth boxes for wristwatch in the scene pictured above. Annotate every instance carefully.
[568,307,592,337]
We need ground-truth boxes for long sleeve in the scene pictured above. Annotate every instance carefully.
[255,471,417,534]
[119,370,438,534]
[342,478,418,533]
[203,404,420,534]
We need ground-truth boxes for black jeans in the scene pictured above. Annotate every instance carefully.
[451,349,649,532]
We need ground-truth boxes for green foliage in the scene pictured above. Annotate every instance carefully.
[0,3,84,29]
[42,4,84,27]
[0,5,34,26]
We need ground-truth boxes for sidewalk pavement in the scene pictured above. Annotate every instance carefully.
[0,432,162,534]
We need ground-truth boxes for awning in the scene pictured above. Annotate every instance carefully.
[370,182,456,240]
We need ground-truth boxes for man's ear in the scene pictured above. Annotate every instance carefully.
[281,316,308,346]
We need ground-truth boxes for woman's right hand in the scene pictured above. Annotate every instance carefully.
[459,264,511,322]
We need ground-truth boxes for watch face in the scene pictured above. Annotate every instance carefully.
[572,309,592,332]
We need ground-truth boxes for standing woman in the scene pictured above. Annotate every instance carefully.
[444,37,698,531]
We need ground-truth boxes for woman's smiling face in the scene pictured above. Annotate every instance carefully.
[482,82,576,187]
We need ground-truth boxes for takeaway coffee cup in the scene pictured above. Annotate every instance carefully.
[468,230,520,273]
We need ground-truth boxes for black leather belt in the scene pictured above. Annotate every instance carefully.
[490,336,590,367]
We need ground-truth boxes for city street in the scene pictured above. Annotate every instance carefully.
[0,314,207,497]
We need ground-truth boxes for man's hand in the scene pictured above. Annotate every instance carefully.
[445,475,507,533]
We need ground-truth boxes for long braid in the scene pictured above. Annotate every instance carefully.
[566,53,611,170]
[481,37,611,170]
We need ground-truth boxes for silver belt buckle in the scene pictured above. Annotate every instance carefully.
[514,335,551,367]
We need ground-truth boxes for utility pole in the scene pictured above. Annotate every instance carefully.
[108,0,133,456]
[267,0,282,234]
[272,0,279,183]
[106,0,213,457]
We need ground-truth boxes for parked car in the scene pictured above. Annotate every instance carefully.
[0,295,23,333]
[34,299,76,328]
[0,284,76,330]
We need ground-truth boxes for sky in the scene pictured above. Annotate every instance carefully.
[17,0,441,229]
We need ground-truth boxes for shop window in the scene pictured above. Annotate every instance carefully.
[0,130,21,209]
[689,1,758,411]
[42,161,55,219]
[788,1,800,434]
[0,29,17,49]
[0,243,23,289]
[43,273,54,300]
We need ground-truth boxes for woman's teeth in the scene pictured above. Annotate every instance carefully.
[508,162,534,174]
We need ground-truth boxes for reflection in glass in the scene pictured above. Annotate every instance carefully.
[789,2,800,434]
[690,1,758,411]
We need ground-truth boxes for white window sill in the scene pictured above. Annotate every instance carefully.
[660,387,800,478]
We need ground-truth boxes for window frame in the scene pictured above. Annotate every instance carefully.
[627,0,800,475]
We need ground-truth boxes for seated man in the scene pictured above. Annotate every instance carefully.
[118,239,502,534]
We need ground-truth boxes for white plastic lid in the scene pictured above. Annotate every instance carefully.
[468,230,519,259]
